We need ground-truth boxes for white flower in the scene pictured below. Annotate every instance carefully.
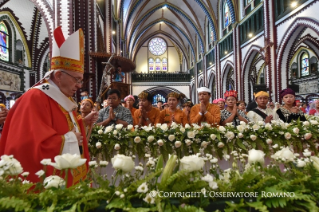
[145,154,151,158]
[185,139,193,146]
[296,159,307,168]
[185,124,191,129]
[98,129,103,134]
[303,121,310,126]
[100,161,109,167]
[252,124,260,131]
[160,124,168,131]
[137,182,148,193]
[271,147,294,162]
[143,193,155,204]
[113,130,118,135]
[124,188,128,192]
[265,123,273,130]
[187,131,195,139]
[210,134,216,140]
[157,139,164,146]
[115,124,123,130]
[168,135,175,141]
[257,121,265,126]
[238,133,244,138]
[201,141,209,148]
[226,123,233,127]
[111,154,135,172]
[180,155,205,172]
[175,141,182,148]
[22,180,30,184]
[49,154,87,170]
[146,159,155,167]
[250,135,257,141]
[115,191,120,196]
[225,131,235,140]
[135,166,144,171]
[218,126,226,132]
[0,155,23,176]
[88,161,97,167]
[180,127,185,133]
[171,122,178,129]
[104,126,113,133]
[210,158,218,163]
[96,142,102,149]
[266,139,272,145]
[201,174,214,183]
[310,120,318,125]
[142,126,152,132]
[40,159,51,166]
[248,149,265,165]
[284,132,291,140]
[155,123,161,128]
[310,156,319,172]
[127,125,133,130]
[293,128,300,134]
[236,125,245,133]
[272,144,278,149]
[114,143,121,150]
[240,121,246,125]
[209,181,218,190]
[303,149,311,157]
[120,194,125,199]
[304,133,312,140]
[192,123,201,130]
[134,136,141,143]
[21,172,29,177]
[147,136,154,142]
[218,142,224,148]
[223,154,230,161]
[43,175,65,189]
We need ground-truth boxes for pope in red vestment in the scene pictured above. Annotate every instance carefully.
[0,27,97,186]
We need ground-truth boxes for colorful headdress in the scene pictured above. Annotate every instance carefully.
[81,98,94,107]
[254,91,269,98]
[138,91,153,102]
[167,92,186,100]
[224,90,238,99]
[279,88,295,99]
[213,98,225,104]
[51,26,84,73]
[183,102,193,107]
[124,95,135,102]
[0,103,6,109]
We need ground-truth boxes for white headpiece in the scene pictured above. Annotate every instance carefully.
[197,87,211,94]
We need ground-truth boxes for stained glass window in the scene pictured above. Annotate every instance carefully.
[155,58,161,71]
[301,52,309,77]
[226,69,234,90]
[224,1,231,28]
[153,94,166,105]
[0,22,9,61]
[148,37,167,56]
[208,23,214,43]
[149,58,154,71]
[162,58,167,71]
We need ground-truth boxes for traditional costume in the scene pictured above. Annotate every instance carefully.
[0,26,89,186]
[247,91,277,122]
[276,88,306,123]
[190,87,220,126]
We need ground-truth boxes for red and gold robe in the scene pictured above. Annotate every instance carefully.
[0,89,89,186]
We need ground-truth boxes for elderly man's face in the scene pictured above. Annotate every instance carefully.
[56,70,83,97]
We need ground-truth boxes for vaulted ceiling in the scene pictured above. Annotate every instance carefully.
[119,0,237,61]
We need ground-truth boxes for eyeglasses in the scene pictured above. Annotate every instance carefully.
[61,71,83,85]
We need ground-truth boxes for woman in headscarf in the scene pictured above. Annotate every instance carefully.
[213,98,225,110]
[124,95,136,116]
[220,90,249,126]
[277,88,306,123]
[159,92,188,126]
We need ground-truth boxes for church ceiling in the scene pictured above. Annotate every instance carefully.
[121,0,221,60]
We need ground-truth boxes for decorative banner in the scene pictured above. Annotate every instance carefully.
[155,58,161,71]
[149,58,154,71]
[0,70,21,91]
[162,58,167,71]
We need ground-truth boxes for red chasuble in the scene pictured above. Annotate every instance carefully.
[0,89,90,186]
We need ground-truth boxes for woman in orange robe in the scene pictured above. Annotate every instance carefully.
[159,92,188,126]
[124,95,137,116]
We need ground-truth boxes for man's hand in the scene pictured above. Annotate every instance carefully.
[265,115,273,123]
[72,127,83,146]
[109,107,116,120]
[200,101,207,114]
[83,111,98,126]
[0,108,8,125]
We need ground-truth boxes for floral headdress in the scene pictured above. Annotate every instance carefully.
[81,98,94,107]
[138,91,153,102]
[167,92,186,100]
[124,95,135,102]
[224,90,238,99]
